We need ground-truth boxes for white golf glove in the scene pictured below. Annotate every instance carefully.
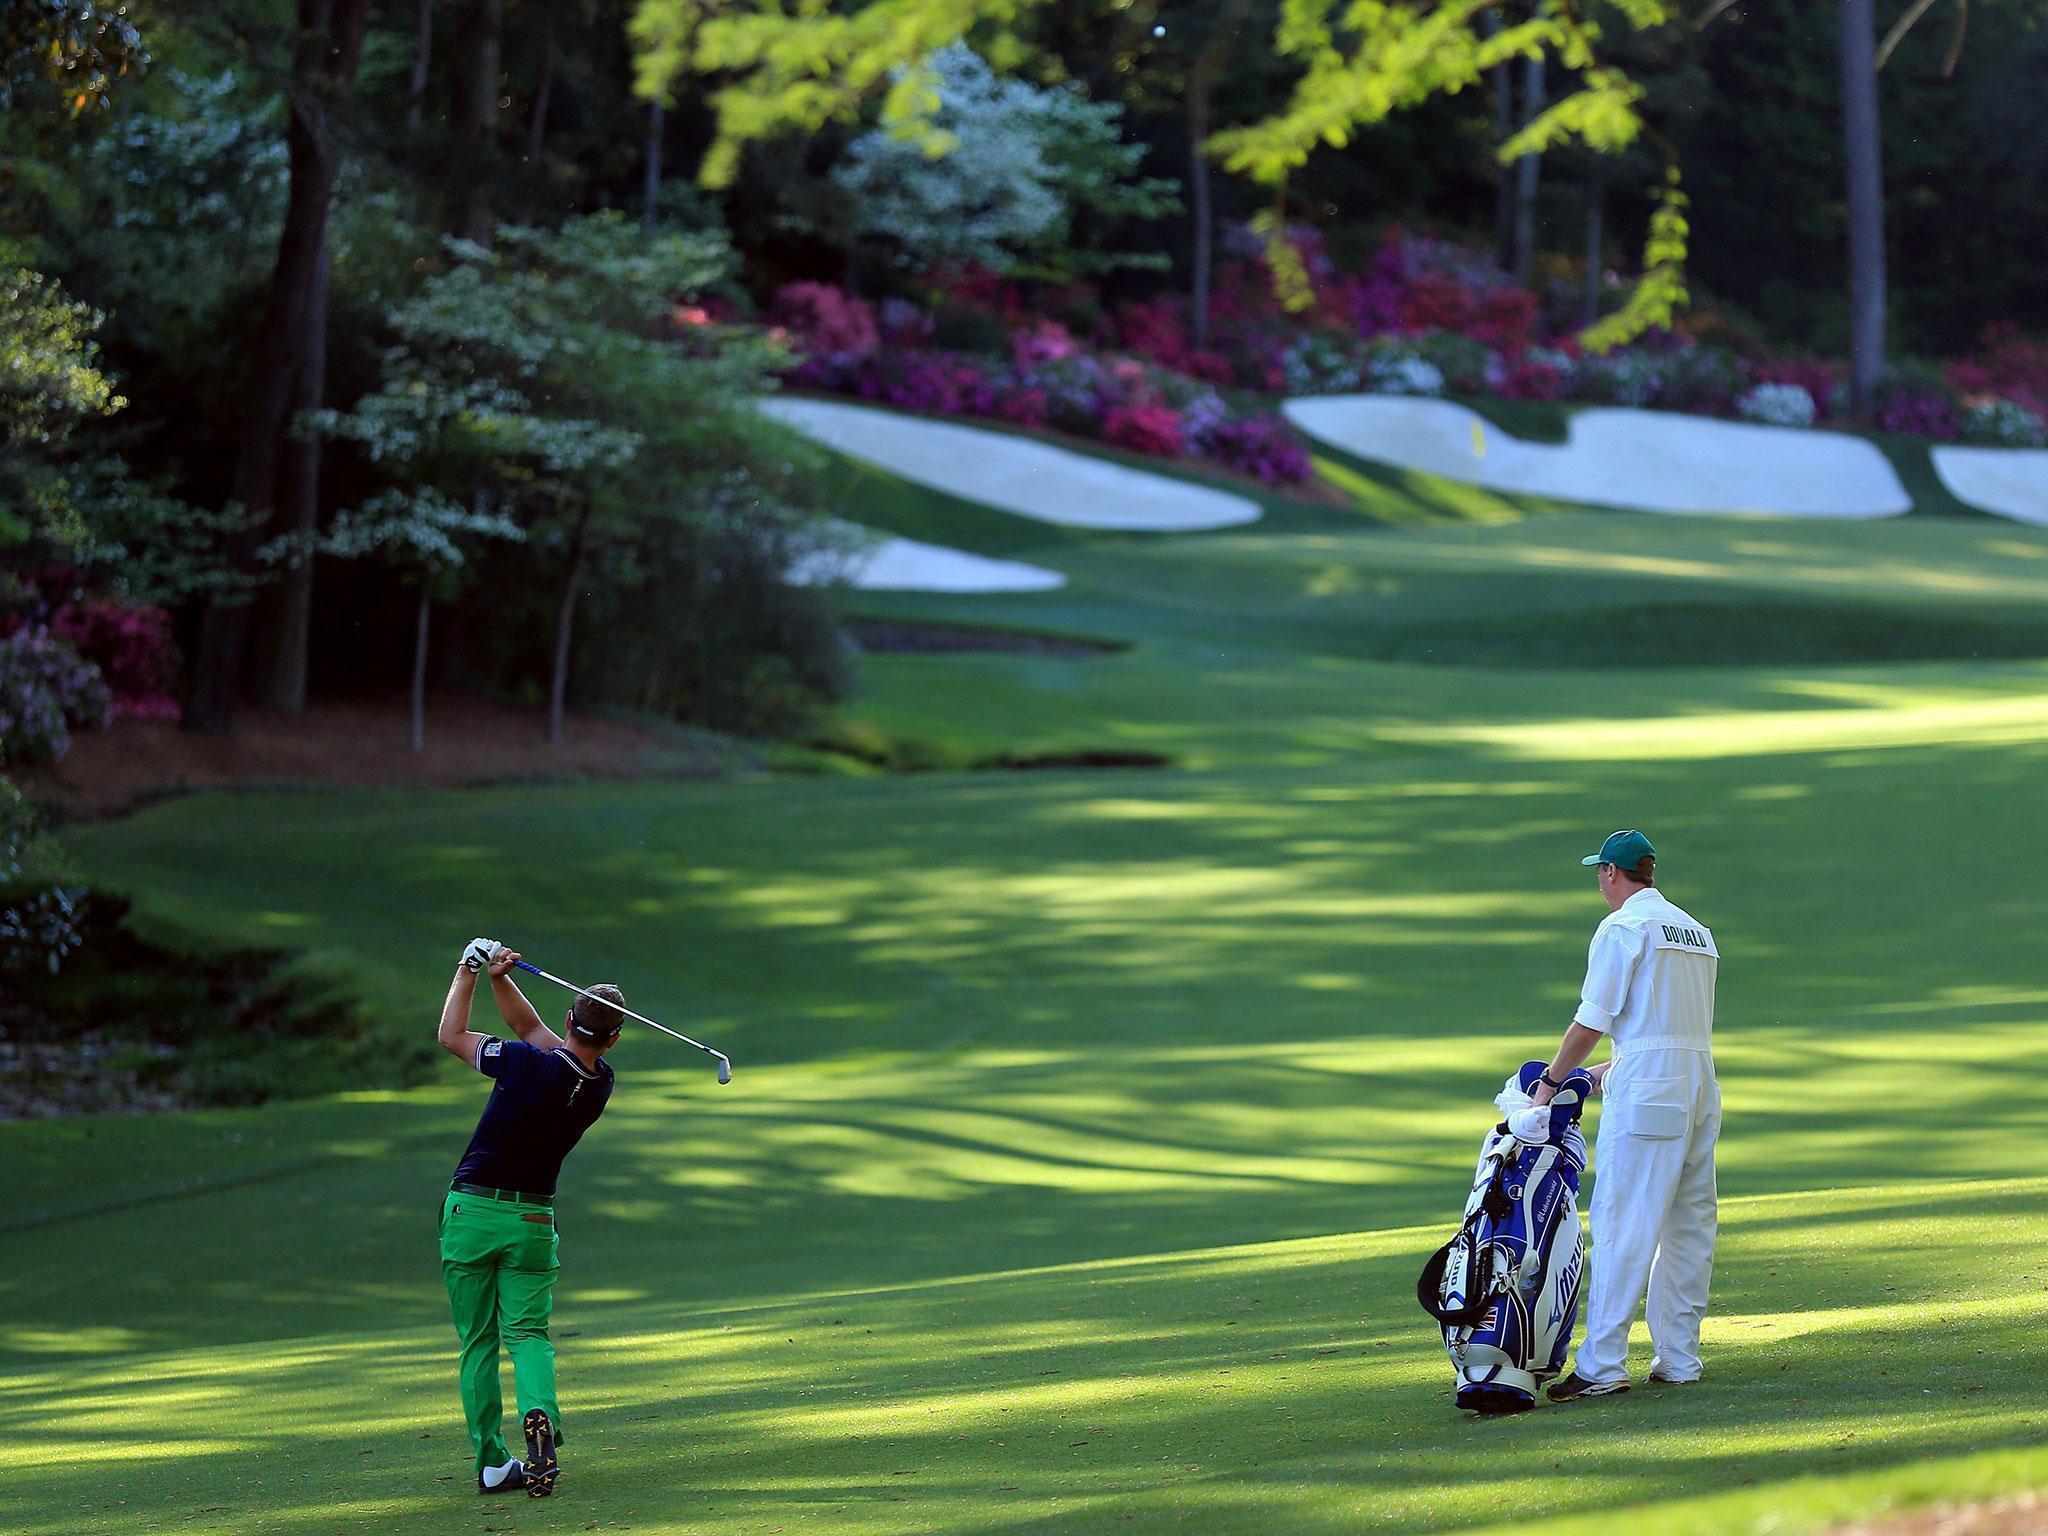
[461,937,502,974]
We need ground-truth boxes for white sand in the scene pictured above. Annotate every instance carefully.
[1931,446,2048,526]
[761,397,1262,531]
[788,523,1066,593]
[1282,396,1911,518]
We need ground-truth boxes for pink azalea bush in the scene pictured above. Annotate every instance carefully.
[1103,403,1184,458]
[767,282,879,363]
[50,599,182,719]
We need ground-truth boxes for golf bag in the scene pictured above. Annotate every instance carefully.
[1416,1061,1593,1413]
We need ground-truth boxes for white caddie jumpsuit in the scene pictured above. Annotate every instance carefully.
[1572,886,1721,1385]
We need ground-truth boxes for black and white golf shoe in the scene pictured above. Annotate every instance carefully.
[477,1458,526,1494]
[1647,1371,1701,1386]
[521,1409,560,1498]
[1546,1372,1631,1403]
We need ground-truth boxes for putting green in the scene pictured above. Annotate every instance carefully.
[9,451,2048,1535]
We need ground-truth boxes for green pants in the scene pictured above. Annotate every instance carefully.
[438,1190,562,1476]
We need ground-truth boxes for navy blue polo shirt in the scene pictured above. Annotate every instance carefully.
[452,1037,614,1196]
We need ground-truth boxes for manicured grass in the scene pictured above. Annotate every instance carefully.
[10,457,2048,1535]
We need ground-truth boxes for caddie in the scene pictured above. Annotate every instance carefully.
[435,937,622,1496]
[1531,830,1721,1401]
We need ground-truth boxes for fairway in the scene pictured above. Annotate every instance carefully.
[12,460,2048,1535]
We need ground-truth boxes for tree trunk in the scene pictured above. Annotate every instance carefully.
[449,0,502,243]
[411,587,430,753]
[1582,168,1605,329]
[184,0,371,737]
[1482,10,1515,269]
[407,0,431,130]
[547,506,591,745]
[249,239,330,713]
[1185,0,1248,350]
[642,99,664,233]
[1511,50,1546,285]
[1188,74,1214,350]
[1840,0,1887,421]
[525,23,554,169]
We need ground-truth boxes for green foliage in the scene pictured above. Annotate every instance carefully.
[0,0,148,114]
[832,44,1179,279]
[0,267,123,551]
[0,776,82,977]
[75,70,287,356]
[317,210,846,728]
[631,0,1685,345]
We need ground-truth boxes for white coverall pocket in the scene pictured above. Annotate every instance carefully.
[1619,1077,1688,1138]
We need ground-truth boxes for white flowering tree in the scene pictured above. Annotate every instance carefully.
[309,211,802,744]
[831,44,1179,277]
[293,491,525,752]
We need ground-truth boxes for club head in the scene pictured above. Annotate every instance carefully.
[715,1055,732,1086]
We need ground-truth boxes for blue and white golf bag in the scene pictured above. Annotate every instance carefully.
[1416,1061,1593,1413]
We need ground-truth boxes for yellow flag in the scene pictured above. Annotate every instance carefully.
[1470,420,1487,460]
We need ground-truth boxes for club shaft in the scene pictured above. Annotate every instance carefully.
[513,961,729,1064]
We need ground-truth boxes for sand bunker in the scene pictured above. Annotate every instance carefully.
[1283,396,1911,518]
[761,397,1262,531]
[1932,446,2048,526]
[788,524,1066,593]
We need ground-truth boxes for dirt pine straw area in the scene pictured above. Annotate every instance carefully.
[21,693,741,819]
[1831,1492,2048,1536]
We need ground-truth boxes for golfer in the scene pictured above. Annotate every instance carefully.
[1531,830,1721,1401]
[436,937,621,1497]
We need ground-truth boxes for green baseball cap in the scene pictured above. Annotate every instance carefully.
[1582,828,1656,869]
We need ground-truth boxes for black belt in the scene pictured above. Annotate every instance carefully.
[451,1180,554,1207]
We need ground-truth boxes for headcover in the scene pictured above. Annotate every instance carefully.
[1502,1059,1595,1144]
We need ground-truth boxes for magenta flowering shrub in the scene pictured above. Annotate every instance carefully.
[1203,415,1313,484]
[1010,318,1080,368]
[767,282,879,361]
[1103,403,1185,458]
[991,384,1050,430]
[0,626,112,765]
[1872,376,1960,441]
[850,350,997,416]
[1499,354,1569,402]
[49,600,181,717]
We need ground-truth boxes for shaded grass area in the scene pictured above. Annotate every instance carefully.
[1,894,392,1115]
[13,456,2048,1533]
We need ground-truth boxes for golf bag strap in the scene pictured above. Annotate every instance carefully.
[1416,1210,1496,1326]
[1416,1149,1515,1326]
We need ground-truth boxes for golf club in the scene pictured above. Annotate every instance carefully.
[511,959,732,1084]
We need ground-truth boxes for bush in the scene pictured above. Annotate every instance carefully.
[1863,365,1961,441]
[1364,341,1447,397]
[0,776,83,978]
[1948,324,2048,410]
[1960,397,2048,448]
[1102,403,1185,458]
[850,348,999,416]
[572,505,852,736]
[1202,415,1312,484]
[0,625,111,765]
[1650,344,1748,416]
[1282,334,1372,395]
[1736,382,1817,428]
[767,281,879,360]
[1572,347,1665,408]
[1412,332,1498,394]
[48,599,181,715]
[1499,351,1570,402]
